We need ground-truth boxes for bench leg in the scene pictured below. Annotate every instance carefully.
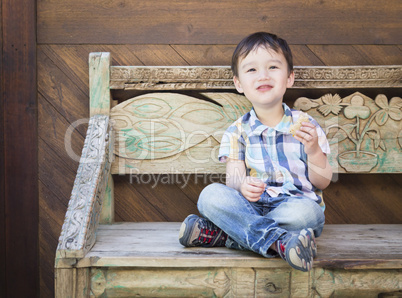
[55,268,89,298]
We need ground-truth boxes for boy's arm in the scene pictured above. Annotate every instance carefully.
[307,149,332,190]
[225,159,246,192]
[294,122,333,190]
[226,159,266,202]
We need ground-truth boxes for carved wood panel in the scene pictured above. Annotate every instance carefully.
[57,115,113,258]
[111,91,401,174]
[295,92,402,173]
[111,92,252,174]
[110,65,402,90]
[87,267,402,297]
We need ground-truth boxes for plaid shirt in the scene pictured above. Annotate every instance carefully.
[219,103,330,207]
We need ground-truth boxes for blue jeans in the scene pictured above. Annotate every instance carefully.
[197,183,325,258]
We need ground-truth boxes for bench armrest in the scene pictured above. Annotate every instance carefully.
[56,115,113,259]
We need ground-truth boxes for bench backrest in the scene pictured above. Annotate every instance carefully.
[90,52,402,175]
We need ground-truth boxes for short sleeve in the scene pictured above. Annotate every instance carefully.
[218,125,246,163]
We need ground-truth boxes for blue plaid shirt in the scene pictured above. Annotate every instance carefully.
[219,103,330,207]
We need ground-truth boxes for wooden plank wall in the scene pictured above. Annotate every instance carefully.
[36,1,402,296]
[1,0,38,297]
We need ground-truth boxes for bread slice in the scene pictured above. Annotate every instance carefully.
[289,112,310,136]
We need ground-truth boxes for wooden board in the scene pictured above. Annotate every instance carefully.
[323,174,402,224]
[1,0,38,297]
[0,0,4,293]
[84,266,401,297]
[308,45,402,66]
[68,222,402,269]
[37,0,402,45]
[89,52,111,116]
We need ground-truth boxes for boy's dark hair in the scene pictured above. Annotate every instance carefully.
[231,32,293,77]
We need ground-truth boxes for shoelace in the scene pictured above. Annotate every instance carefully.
[276,234,291,260]
[198,228,219,244]
[197,219,227,246]
[279,241,286,254]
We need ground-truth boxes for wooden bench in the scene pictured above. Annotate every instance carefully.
[55,52,402,297]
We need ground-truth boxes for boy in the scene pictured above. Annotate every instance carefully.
[178,32,332,272]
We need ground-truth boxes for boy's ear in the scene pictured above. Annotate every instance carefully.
[233,76,244,93]
[287,71,295,88]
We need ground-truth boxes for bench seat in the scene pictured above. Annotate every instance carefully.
[55,223,402,297]
[81,223,402,269]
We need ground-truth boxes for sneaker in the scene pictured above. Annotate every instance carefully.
[276,228,316,272]
[179,214,227,247]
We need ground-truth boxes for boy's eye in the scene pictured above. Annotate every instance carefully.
[269,66,278,69]
[247,68,256,72]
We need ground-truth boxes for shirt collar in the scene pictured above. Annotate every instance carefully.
[249,103,293,136]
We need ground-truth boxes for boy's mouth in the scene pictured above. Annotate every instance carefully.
[257,84,273,91]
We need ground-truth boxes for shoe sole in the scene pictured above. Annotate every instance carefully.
[178,214,198,247]
[285,228,315,272]
[308,228,317,258]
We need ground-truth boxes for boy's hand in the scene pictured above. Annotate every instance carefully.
[240,177,267,202]
[293,122,321,156]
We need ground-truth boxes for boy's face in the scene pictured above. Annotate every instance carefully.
[233,46,294,110]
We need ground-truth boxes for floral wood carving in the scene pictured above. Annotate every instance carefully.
[57,115,113,258]
[295,92,402,173]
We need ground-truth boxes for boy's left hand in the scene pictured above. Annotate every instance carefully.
[293,122,321,156]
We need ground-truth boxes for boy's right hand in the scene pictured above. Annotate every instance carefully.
[240,177,267,202]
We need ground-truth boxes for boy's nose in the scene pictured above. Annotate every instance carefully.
[258,69,270,80]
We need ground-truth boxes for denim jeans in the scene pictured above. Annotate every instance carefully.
[197,183,325,258]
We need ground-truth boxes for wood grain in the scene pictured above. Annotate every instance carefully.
[170,45,235,66]
[89,52,111,116]
[324,174,402,224]
[73,223,402,268]
[1,0,38,297]
[308,45,402,66]
[37,0,402,45]
[38,47,89,136]
[38,93,85,172]
[0,0,4,293]
[39,182,63,298]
